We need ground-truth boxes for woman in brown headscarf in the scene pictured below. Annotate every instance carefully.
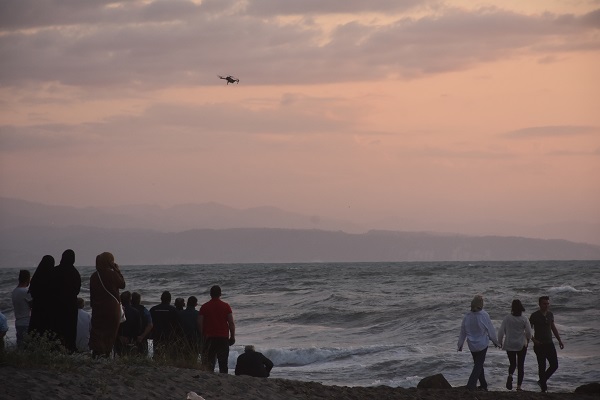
[89,252,125,357]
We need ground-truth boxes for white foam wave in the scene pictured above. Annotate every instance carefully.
[549,285,591,293]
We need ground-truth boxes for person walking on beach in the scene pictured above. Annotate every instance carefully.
[53,249,81,352]
[530,296,564,392]
[28,255,55,339]
[235,345,274,378]
[457,295,500,391]
[11,269,32,348]
[89,252,126,357]
[498,299,532,391]
[132,292,153,355]
[198,285,236,373]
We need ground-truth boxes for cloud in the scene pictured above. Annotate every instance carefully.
[502,125,599,139]
[0,98,355,152]
[1,4,599,88]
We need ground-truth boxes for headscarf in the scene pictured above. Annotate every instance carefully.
[29,255,55,297]
[96,252,115,272]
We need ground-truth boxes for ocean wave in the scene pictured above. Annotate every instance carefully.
[548,285,592,293]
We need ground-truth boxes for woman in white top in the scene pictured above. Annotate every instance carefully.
[498,299,532,391]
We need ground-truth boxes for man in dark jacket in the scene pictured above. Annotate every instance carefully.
[235,345,274,377]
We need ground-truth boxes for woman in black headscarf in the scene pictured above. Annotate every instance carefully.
[28,255,55,338]
[53,249,81,352]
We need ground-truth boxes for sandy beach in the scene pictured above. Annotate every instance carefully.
[2,362,597,400]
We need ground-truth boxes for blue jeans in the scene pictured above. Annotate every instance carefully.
[467,347,488,390]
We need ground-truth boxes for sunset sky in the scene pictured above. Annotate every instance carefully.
[1,0,599,239]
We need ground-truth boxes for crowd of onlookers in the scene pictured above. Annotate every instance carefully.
[1,249,273,378]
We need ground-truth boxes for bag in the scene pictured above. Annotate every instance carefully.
[97,271,126,323]
[120,305,127,323]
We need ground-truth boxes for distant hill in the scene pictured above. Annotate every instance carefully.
[1,225,599,268]
[1,197,599,268]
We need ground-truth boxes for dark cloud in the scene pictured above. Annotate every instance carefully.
[502,125,599,139]
[0,3,598,88]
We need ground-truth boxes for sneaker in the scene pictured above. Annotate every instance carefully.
[506,376,513,390]
[516,386,522,391]
[537,380,548,392]
[476,386,488,391]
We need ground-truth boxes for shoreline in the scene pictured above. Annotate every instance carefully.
[2,362,596,400]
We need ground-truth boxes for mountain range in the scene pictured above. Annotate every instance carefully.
[1,197,598,268]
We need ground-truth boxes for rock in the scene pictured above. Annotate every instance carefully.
[417,374,452,389]
[575,383,600,395]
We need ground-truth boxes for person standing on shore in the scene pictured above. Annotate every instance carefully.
[76,297,91,352]
[198,285,235,373]
[0,310,8,352]
[53,249,81,352]
[498,299,532,391]
[457,295,500,391]
[11,269,32,348]
[28,255,55,339]
[149,291,181,360]
[89,252,126,358]
[131,292,153,356]
[530,295,564,392]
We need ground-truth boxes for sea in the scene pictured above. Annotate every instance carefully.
[1,261,599,393]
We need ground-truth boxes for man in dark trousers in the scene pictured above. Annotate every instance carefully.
[235,345,274,377]
[198,285,235,373]
[530,295,564,392]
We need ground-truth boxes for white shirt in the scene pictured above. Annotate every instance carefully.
[458,309,499,352]
[498,314,532,351]
[11,287,31,327]
[76,309,92,352]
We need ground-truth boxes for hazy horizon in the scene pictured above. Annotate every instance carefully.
[1,1,599,240]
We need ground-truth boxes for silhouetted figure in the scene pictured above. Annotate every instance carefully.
[115,291,142,356]
[132,292,153,355]
[150,291,181,360]
[28,255,56,339]
[179,296,202,362]
[175,297,185,311]
[235,345,274,377]
[89,252,126,357]
[53,249,81,352]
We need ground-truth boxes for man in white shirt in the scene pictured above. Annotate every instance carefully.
[457,295,500,391]
[11,269,32,348]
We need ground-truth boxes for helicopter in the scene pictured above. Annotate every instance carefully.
[218,75,239,84]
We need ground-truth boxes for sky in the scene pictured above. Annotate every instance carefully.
[1,0,599,237]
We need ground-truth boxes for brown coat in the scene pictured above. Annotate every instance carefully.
[89,252,125,355]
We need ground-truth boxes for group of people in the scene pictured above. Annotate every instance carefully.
[3,250,274,379]
[458,295,564,392]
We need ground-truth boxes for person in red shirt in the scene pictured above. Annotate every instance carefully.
[198,285,235,373]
